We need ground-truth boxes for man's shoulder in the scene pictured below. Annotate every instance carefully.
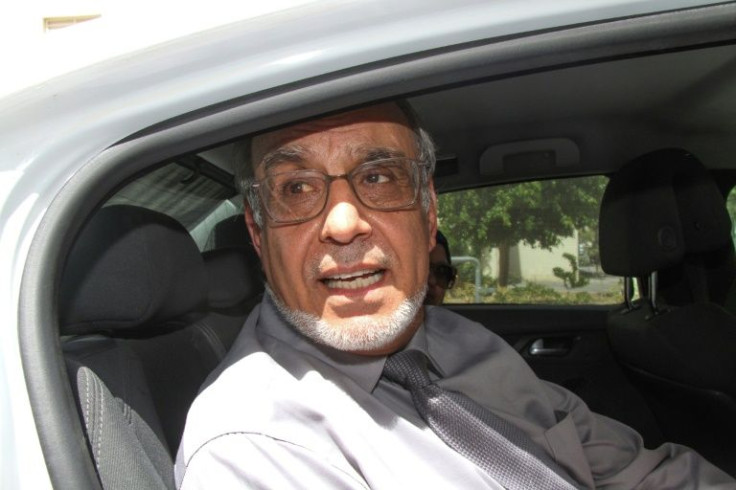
[426,305,506,343]
[424,305,527,375]
[187,349,289,425]
[427,305,484,326]
[177,341,381,475]
[178,347,300,460]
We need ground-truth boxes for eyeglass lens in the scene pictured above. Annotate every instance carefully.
[258,158,421,223]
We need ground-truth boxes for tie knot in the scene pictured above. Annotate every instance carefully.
[383,350,432,388]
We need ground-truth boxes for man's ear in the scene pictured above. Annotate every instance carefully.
[426,179,438,252]
[244,202,263,258]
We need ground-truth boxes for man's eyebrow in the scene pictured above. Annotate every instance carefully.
[259,146,307,172]
[359,147,408,162]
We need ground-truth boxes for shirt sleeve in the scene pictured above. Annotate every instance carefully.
[177,432,370,490]
[542,381,735,489]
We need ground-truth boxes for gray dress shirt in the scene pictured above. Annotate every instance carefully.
[175,295,734,489]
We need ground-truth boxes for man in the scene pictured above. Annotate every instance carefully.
[425,230,457,305]
[175,102,733,488]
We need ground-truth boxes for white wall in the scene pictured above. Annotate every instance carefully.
[482,233,580,284]
[516,233,579,283]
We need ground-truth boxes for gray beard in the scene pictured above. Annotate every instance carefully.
[266,284,427,352]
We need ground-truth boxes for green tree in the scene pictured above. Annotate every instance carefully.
[438,176,607,286]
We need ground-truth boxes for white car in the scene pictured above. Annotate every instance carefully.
[2,1,735,488]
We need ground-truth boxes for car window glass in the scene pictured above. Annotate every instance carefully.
[105,161,242,250]
[437,176,622,305]
[727,188,736,246]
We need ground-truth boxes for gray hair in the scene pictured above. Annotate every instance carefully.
[233,100,436,227]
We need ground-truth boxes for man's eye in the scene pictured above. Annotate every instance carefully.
[282,180,317,195]
[362,172,392,184]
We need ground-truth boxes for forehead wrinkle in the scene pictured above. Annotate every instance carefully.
[354,146,408,162]
[260,145,309,173]
[255,111,416,175]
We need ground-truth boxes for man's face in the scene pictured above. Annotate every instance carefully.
[245,103,437,355]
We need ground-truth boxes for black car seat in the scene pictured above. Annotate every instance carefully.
[599,148,736,475]
[201,212,264,345]
[59,205,261,488]
[656,162,736,313]
[208,213,251,249]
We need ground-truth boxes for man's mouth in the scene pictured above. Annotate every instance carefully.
[322,269,385,290]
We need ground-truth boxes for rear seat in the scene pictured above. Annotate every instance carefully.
[59,205,262,489]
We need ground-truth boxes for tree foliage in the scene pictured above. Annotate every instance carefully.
[438,176,607,286]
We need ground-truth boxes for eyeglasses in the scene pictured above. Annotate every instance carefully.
[429,263,457,290]
[247,158,428,224]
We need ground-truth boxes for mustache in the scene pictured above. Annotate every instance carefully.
[309,241,393,277]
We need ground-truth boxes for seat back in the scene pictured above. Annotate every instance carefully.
[65,360,175,489]
[657,154,736,309]
[59,205,261,488]
[208,213,251,249]
[599,148,736,475]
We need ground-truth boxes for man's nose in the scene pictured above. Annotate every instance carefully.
[320,180,372,244]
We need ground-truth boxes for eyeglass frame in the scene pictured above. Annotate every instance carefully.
[245,158,430,225]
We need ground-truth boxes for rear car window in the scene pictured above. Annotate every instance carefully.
[106,161,243,250]
[437,176,622,305]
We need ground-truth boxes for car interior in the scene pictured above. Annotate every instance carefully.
[18,3,736,488]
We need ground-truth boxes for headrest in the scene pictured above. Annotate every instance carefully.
[673,160,732,254]
[59,205,208,335]
[211,215,250,249]
[599,149,731,277]
[202,247,264,310]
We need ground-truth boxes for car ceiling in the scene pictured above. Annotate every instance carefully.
[410,42,736,192]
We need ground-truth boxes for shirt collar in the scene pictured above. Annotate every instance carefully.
[399,321,445,378]
[256,293,454,391]
[257,293,386,392]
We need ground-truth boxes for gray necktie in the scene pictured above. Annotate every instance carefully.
[383,349,581,490]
